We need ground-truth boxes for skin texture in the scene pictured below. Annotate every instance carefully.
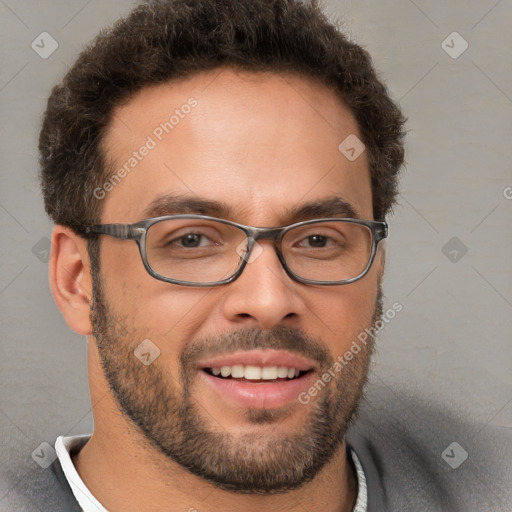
[50,68,384,512]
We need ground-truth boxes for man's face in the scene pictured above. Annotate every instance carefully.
[91,68,383,493]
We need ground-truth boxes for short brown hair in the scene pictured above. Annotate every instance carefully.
[39,0,405,233]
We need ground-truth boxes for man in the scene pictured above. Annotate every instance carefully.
[10,0,507,510]
[21,0,463,510]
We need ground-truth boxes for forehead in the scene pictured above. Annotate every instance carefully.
[100,67,372,224]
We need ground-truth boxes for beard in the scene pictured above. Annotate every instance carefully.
[90,272,382,494]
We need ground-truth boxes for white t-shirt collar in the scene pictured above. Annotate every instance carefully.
[55,435,107,512]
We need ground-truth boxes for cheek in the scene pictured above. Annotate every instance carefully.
[306,279,379,355]
[124,284,212,332]
[98,251,214,356]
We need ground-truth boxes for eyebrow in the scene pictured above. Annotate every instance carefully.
[142,194,359,224]
[142,194,233,219]
[285,196,359,222]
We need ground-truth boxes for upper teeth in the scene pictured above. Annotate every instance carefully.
[210,365,300,380]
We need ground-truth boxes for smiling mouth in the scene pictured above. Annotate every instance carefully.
[203,365,313,382]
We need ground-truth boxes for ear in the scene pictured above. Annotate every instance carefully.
[49,226,94,336]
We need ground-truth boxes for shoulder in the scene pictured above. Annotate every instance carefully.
[1,456,82,512]
[347,387,512,512]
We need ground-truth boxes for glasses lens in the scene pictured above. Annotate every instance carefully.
[282,221,374,282]
[145,218,246,283]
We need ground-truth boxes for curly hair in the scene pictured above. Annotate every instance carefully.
[39,0,405,234]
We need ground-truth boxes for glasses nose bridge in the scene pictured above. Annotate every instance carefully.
[242,226,286,264]
[239,226,288,280]
[246,227,286,255]
[248,226,284,243]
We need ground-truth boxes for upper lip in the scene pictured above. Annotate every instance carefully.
[197,349,316,372]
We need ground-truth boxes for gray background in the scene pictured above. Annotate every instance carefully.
[1,0,511,508]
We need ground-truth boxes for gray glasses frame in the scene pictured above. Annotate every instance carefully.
[85,215,388,287]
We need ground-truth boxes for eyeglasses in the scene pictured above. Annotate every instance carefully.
[85,215,387,287]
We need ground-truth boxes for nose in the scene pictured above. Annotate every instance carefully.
[221,240,306,329]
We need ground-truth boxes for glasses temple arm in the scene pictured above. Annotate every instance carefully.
[85,224,143,240]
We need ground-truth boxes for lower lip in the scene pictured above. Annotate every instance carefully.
[199,370,316,409]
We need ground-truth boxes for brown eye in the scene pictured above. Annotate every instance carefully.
[177,233,206,248]
[305,235,327,248]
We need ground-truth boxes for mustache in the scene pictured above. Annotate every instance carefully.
[180,325,334,371]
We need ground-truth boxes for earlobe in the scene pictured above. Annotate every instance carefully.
[49,226,94,336]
